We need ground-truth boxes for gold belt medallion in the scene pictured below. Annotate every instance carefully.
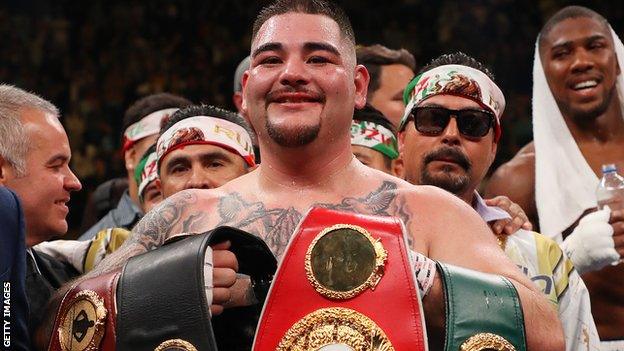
[58,290,107,351]
[460,333,516,351]
[277,307,394,351]
[305,224,387,300]
[154,339,198,351]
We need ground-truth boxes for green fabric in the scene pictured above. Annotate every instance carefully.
[437,262,527,351]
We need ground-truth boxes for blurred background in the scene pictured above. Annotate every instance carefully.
[0,0,622,235]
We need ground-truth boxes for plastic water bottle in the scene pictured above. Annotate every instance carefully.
[596,164,624,211]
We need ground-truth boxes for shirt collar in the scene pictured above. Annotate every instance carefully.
[472,191,510,223]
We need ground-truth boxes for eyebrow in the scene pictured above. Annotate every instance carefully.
[550,34,608,51]
[164,150,235,173]
[303,42,340,57]
[252,42,283,58]
[251,41,341,59]
[46,154,69,165]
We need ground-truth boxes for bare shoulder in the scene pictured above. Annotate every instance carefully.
[392,184,491,255]
[485,142,536,218]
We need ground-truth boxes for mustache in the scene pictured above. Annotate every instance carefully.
[423,146,472,171]
[265,87,325,104]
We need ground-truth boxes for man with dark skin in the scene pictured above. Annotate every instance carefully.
[486,6,624,347]
[45,1,564,349]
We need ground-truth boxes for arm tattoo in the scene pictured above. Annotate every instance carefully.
[130,191,203,251]
[216,181,401,258]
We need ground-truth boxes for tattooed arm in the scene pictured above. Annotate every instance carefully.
[36,191,207,349]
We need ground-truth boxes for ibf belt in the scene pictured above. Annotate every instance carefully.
[253,207,426,351]
[437,262,527,351]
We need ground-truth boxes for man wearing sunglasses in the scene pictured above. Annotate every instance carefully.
[398,52,599,350]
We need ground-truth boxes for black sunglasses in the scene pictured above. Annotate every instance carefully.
[409,106,495,138]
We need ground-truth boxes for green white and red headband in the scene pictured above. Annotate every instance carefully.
[122,108,178,152]
[134,150,158,202]
[400,64,505,141]
[350,119,399,159]
[156,116,255,168]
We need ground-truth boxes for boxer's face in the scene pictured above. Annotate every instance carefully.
[2,108,81,245]
[399,95,497,198]
[540,16,620,121]
[157,144,248,198]
[242,12,368,148]
[368,64,414,127]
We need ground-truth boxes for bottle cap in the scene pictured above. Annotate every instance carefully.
[602,164,617,174]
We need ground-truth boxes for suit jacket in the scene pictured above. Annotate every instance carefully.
[0,187,31,350]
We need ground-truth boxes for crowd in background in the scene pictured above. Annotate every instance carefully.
[0,0,623,235]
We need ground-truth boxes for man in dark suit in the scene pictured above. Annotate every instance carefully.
[0,187,30,350]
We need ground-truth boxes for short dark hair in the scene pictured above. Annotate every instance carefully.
[353,104,396,168]
[160,104,255,143]
[252,0,355,45]
[123,93,193,136]
[418,52,495,82]
[357,44,416,96]
[539,6,610,50]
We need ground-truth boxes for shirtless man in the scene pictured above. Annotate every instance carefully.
[46,1,564,349]
[485,6,624,347]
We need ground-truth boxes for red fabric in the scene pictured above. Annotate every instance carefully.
[48,271,119,351]
[253,207,426,350]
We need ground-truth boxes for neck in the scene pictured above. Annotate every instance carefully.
[256,135,356,190]
[564,95,624,143]
[458,187,477,206]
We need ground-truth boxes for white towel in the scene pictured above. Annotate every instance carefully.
[533,27,624,242]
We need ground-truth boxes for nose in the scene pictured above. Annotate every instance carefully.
[185,167,217,190]
[279,56,310,87]
[64,167,82,192]
[441,116,461,146]
[570,48,594,74]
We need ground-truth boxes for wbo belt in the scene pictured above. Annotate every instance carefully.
[253,207,427,351]
[48,227,276,351]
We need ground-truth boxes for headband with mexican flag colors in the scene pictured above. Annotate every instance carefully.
[134,149,158,202]
[122,108,179,152]
[350,119,399,159]
[400,64,505,142]
[156,116,255,168]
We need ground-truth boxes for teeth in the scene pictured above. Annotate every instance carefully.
[574,80,598,89]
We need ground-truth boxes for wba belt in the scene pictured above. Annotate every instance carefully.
[437,262,527,351]
[253,207,427,351]
[48,227,276,351]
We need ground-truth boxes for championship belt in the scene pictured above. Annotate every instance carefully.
[48,227,276,351]
[253,207,426,351]
[437,262,527,351]
[48,272,119,351]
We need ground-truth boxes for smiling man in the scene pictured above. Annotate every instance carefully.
[45,1,564,350]
[0,85,82,343]
[485,7,624,347]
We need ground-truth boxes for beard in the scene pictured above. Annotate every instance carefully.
[266,118,320,147]
[419,146,472,195]
[564,84,616,123]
